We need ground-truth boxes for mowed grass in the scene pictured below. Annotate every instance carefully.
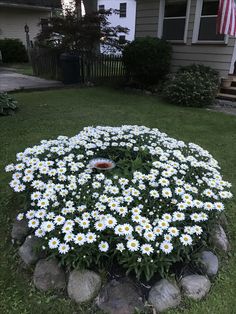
[0,87,235,314]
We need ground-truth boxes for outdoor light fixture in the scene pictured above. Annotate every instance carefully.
[24,24,29,33]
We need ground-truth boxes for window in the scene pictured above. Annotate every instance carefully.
[41,18,49,32]
[193,0,225,42]
[162,0,188,41]
[119,35,126,44]
[120,3,127,18]
[99,4,105,11]
[198,0,224,41]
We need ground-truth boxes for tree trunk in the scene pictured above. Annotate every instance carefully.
[75,0,82,19]
[83,0,97,14]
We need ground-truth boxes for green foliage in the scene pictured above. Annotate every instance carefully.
[36,9,129,54]
[162,64,219,107]
[123,37,172,87]
[0,39,28,63]
[0,88,235,313]
[0,93,18,116]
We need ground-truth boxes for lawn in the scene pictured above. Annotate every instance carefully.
[0,87,235,314]
[0,63,33,76]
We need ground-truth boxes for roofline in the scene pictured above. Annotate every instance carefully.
[0,2,57,11]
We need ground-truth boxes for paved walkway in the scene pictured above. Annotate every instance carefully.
[210,106,236,116]
[0,67,62,92]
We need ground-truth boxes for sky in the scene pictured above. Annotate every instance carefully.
[62,0,85,14]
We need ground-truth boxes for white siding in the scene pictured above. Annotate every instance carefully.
[0,7,50,46]
[98,0,136,42]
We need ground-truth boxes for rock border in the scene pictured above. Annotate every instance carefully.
[12,219,230,313]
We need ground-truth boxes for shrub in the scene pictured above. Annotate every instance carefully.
[162,64,219,107]
[6,126,232,281]
[123,37,172,87]
[0,93,18,116]
[0,38,28,63]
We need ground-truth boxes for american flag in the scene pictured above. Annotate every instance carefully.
[217,0,236,36]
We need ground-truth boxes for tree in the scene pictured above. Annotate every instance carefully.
[36,9,129,54]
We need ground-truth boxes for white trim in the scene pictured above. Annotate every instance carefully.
[192,0,227,44]
[192,0,202,43]
[184,0,191,43]
[157,0,165,38]
[158,0,191,43]
[230,39,236,74]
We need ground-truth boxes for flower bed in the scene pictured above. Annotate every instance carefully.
[6,126,232,280]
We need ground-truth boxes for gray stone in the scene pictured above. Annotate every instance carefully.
[218,213,228,228]
[144,90,152,95]
[200,251,219,277]
[18,235,42,266]
[96,279,144,314]
[33,259,66,291]
[180,275,211,300]
[67,270,101,303]
[11,219,29,243]
[211,225,230,253]
[148,279,181,313]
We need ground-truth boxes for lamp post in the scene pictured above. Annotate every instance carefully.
[24,24,31,62]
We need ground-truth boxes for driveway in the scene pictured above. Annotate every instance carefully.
[0,67,62,92]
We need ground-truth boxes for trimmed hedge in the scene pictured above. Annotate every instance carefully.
[0,38,28,63]
[123,37,172,87]
[162,64,219,107]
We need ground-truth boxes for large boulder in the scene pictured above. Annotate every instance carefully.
[67,270,101,303]
[11,219,29,243]
[33,259,66,291]
[210,225,230,253]
[148,279,181,313]
[199,251,219,277]
[18,235,42,266]
[96,279,144,314]
[180,275,211,300]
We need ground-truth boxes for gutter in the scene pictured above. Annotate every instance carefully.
[0,2,56,11]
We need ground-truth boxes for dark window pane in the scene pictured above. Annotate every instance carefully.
[120,3,127,17]
[99,5,105,10]
[202,1,219,15]
[119,35,126,44]
[199,16,224,40]
[165,1,187,17]
[163,18,186,40]
[41,18,49,32]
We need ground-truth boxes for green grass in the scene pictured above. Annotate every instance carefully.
[1,63,33,76]
[0,87,235,314]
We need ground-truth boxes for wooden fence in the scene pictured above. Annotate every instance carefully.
[30,48,126,83]
[79,53,126,83]
[30,48,61,80]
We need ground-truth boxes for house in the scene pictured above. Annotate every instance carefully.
[0,0,61,47]
[135,0,236,79]
[98,0,136,44]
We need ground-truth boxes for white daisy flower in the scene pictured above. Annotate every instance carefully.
[99,241,109,252]
[141,244,154,255]
[127,239,140,252]
[160,241,173,254]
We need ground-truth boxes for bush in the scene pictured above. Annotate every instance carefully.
[0,38,28,63]
[6,126,232,281]
[0,93,18,116]
[123,37,172,87]
[162,64,219,107]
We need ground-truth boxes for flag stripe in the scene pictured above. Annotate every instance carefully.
[217,0,236,36]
